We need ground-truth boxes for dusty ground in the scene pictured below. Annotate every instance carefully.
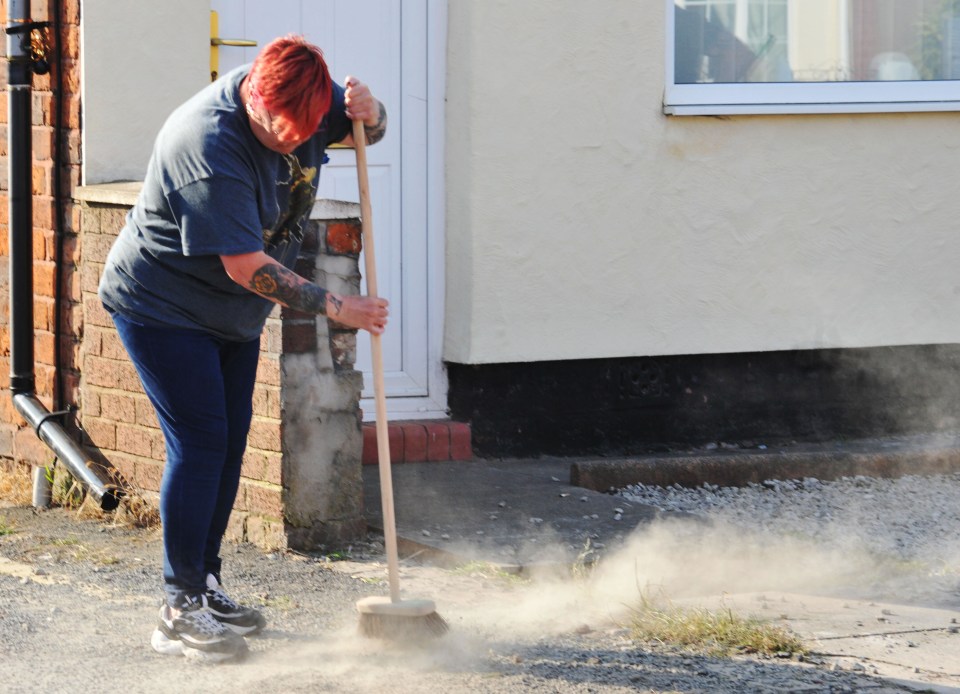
[0,499,924,694]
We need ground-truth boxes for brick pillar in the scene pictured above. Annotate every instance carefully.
[76,188,365,550]
[276,201,366,550]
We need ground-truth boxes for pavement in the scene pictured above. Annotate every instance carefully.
[363,438,960,692]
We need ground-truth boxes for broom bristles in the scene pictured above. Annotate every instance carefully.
[357,610,449,640]
[356,595,449,640]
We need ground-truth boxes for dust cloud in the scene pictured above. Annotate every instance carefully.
[214,508,956,688]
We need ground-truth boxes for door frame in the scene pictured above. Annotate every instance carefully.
[361,0,448,421]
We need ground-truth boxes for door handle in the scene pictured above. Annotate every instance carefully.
[210,10,257,81]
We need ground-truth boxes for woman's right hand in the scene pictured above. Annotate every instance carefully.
[327,293,389,335]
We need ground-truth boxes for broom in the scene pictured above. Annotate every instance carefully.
[352,118,449,640]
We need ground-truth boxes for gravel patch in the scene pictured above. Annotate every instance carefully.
[620,472,960,609]
[0,495,932,693]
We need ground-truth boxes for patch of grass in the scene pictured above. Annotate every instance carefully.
[571,538,599,581]
[320,550,350,561]
[1,456,161,531]
[0,516,16,537]
[258,594,296,611]
[451,560,528,585]
[629,595,807,657]
[0,462,34,506]
[111,492,161,530]
[48,465,161,530]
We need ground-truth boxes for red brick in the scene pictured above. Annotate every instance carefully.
[0,426,15,459]
[449,421,473,461]
[106,452,137,486]
[61,231,78,266]
[241,450,282,485]
[62,24,80,60]
[99,327,129,360]
[261,321,282,355]
[83,231,117,264]
[13,426,51,466]
[325,221,362,256]
[81,417,116,450]
[99,392,137,423]
[134,459,165,493]
[64,95,81,129]
[83,354,141,391]
[247,418,281,453]
[401,422,427,463]
[241,481,283,519]
[99,206,129,234]
[33,329,55,364]
[32,162,50,195]
[62,59,80,95]
[80,389,101,417]
[83,293,113,328]
[256,354,280,387]
[33,126,54,161]
[61,0,81,25]
[281,320,317,354]
[292,255,315,281]
[116,423,155,458]
[362,423,402,465]
[134,398,159,428]
[361,424,377,465]
[251,384,280,419]
[34,259,57,297]
[388,424,403,463]
[425,422,450,462]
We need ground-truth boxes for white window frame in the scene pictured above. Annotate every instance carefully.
[664,0,960,116]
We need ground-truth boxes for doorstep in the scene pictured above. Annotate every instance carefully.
[361,419,472,464]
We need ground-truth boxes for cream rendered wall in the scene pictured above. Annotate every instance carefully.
[443,0,960,365]
[81,0,208,184]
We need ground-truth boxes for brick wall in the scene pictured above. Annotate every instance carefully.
[0,0,84,472]
[78,197,366,549]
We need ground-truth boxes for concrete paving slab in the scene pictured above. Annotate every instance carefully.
[363,458,665,571]
[677,592,960,692]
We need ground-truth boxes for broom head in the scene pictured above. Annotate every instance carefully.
[356,596,449,640]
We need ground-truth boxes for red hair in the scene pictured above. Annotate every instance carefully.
[248,35,333,141]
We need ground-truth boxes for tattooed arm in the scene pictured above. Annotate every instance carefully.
[220,251,388,334]
[361,100,387,145]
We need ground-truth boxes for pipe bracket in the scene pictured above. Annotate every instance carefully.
[34,407,71,438]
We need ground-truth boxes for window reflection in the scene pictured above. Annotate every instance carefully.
[675,0,960,84]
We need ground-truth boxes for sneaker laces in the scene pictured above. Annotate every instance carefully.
[208,586,241,611]
[179,600,226,637]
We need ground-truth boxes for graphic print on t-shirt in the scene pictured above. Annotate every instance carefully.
[263,153,318,259]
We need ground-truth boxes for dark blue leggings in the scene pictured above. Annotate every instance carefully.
[111,312,260,607]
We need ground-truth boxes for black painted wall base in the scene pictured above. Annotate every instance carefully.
[447,344,960,458]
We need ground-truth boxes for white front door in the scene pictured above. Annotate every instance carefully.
[211,0,447,419]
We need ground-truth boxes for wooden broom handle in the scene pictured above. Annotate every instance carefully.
[353,119,401,602]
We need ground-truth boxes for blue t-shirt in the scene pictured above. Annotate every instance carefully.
[98,66,351,341]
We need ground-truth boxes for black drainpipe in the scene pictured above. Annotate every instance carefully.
[7,0,120,510]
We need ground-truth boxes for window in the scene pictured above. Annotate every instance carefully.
[666,0,960,114]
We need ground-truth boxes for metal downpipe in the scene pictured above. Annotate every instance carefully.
[7,0,121,511]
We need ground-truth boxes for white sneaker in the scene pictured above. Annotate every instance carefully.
[150,596,248,662]
[204,574,267,636]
